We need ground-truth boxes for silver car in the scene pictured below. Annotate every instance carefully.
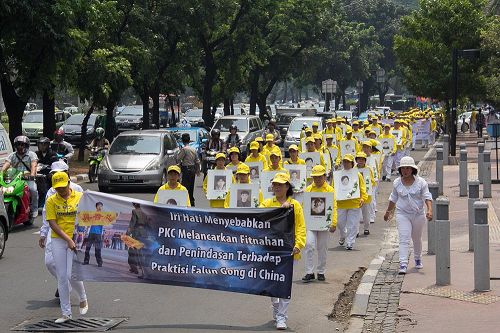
[97,130,179,191]
[211,115,264,157]
[284,116,324,153]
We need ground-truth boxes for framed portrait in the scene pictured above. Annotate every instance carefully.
[299,152,321,178]
[260,170,284,199]
[207,169,233,200]
[156,190,189,207]
[357,167,373,196]
[367,155,380,180]
[229,183,260,208]
[284,164,307,192]
[333,168,360,200]
[339,139,357,157]
[302,192,335,231]
[246,161,263,183]
[323,134,337,146]
[380,138,395,155]
[391,129,403,145]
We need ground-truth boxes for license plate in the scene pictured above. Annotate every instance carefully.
[119,175,134,181]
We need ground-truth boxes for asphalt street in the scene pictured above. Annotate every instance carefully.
[0,149,426,332]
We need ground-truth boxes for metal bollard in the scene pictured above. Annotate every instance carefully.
[478,142,485,184]
[468,180,480,251]
[443,135,450,165]
[459,149,468,197]
[483,151,492,198]
[473,201,490,291]
[427,182,439,255]
[435,197,450,286]
[460,143,467,150]
[436,148,444,195]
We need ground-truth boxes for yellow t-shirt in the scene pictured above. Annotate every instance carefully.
[333,171,368,210]
[305,182,338,227]
[46,190,83,238]
[283,158,306,165]
[203,168,235,208]
[260,197,306,259]
[154,182,191,206]
[245,153,268,170]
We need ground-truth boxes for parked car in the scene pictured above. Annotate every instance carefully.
[183,108,205,127]
[115,105,146,132]
[211,115,265,157]
[284,116,324,153]
[22,110,71,141]
[60,113,105,146]
[63,106,79,114]
[0,123,13,169]
[167,127,209,158]
[336,110,353,122]
[276,113,301,140]
[97,130,179,191]
[0,199,9,258]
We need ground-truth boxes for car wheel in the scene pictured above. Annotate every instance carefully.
[98,184,110,192]
[0,221,6,258]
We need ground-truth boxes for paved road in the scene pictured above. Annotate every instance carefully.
[0,149,426,332]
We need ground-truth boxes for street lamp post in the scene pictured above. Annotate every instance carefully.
[356,80,363,116]
[376,68,386,107]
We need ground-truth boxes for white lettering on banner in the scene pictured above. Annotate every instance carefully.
[259,269,286,281]
[177,229,238,243]
[151,262,190,273]
[237,251,282,266]
[179,246,235,260]
[168,212,271,229]
[239,234,284,247]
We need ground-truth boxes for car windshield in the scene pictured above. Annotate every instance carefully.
[276,114,299,124]
[24,112,43,123]
[289,119,322,131]
[171,130,196,142]
[336,111,352,118]
[109,136,161,155]
[185,109,203,117]
[66,114,97,125]
[120,107,143,116]
[212,118,249,132]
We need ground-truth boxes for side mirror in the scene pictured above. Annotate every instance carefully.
[166,149,175,155]
[201,138,208,144]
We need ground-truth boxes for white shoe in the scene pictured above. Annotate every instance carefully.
[398,264,408,275]
[55,315,72,323]
[276,318,287,330]
[415,259,423,269]
[79,300,88,315]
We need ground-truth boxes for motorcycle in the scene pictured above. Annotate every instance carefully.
[88,147,106,183]
[36,163,51,208]
[202,149,218,177]
[0,168,33,229]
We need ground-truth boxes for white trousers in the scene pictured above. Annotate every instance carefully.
[361,204,371,231]
[271,298,290,321]
[382,155,394,178]
[304,230,329,274]
[396,212,426,264]
[370,184,378,222]
[51,237,87,316]
[429,132,435,144]
[338,208,361,247]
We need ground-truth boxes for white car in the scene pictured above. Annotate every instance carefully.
[284,116,324,153]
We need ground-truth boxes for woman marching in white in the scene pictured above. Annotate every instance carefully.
[383,156,433,274]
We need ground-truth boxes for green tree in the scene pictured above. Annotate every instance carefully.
[480,16,500,105]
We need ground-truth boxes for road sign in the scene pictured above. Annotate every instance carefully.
[322,79,337,94]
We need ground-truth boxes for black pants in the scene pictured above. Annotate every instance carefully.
[181,166,196,206]
[84,234,103,265]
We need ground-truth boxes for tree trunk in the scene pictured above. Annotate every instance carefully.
[257,97,269,122]
[105,101,117,143]
[223,98,230,116]
[342,91,347,110]
[290,86,295,104]
[282,81,288,103]
[378,83,389,106]
[249,69,259,115]
[202,52,216,128]
[151,84,160,128]
[305,86,309,100]
[325,93,331,112]
[140,83,150,130]
[0,77,26,143]
[78,105,94,161]
[168,95,176,127]
[230,99,234,115]
[335,95,341,110]
[42,88,56,139]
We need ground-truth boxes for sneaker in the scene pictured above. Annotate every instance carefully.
[382,176,386,181]
[415,259,423,269]
[55,315,72,324]
[345,245,352,250]
[302,273,315,283]
[398,264,408,275]
[82,261,89,265]
[276,318,287,330]
[370,220,375,224]
[55,289,59,298]
[364,230,370,235]
[339,238,345,246]
[79,300,88,315]
[317,274,325,281]
[97,263,102,267]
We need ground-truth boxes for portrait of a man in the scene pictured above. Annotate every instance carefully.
[214,176,227,190]
[237,190,251,207]
[311,197,326,216]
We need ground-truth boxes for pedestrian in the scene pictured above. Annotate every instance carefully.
[260,172,306,330]
[203,153,234,208]
[379,124,396,181]
[83,202,105,267]
[245,141,268,169]
[154,165,191,206]
[383,156,433,274]
[302,165,337,283]
[476,109,484,138]
[283,145,305,165]
[355,152,375,235]
[38,161,84,300]
[224,163,263,208]
[177,133,200,206]
[46,172,88,323]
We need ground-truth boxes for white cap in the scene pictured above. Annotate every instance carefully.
[50,160,69,173]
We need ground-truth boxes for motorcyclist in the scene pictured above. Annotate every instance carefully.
[225,124,241,149]
[87,127,110,150]
[262,119,282,145]
[36,137,58,168]
[207,129,224,151]
[50,129,74,160]
[2,136,39,217]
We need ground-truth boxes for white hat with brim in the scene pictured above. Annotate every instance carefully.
[398,156,418,172]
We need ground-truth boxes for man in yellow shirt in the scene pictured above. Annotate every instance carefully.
[262,133,281,165]
[355,152,376,235]
[263,151,288,172]
[323,119,342,142]
[302,165,337,282]
[379,124,397,181]
[203,153,234,207]
[367,116,383,136]
[154,165,191,206]
[245,141,268,169]
[284,145,306,165]
[224,163,263,208]
[304,137,326,167]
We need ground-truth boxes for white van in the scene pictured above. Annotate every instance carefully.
[0,123,13,168]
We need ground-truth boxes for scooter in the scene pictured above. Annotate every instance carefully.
[88,147,106,183]
[202,149,218,176]
[36,164,51,208]
[0,168,33,230]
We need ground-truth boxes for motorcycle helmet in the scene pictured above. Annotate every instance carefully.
[95,127,105,139]
[211,129,220,137]
[230,125,238,131]
[37,137,50,145]
[54,129,65,142]
[14,135,30,152]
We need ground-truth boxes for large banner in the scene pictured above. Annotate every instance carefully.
[413,119,431,140]
[74,191,295,299]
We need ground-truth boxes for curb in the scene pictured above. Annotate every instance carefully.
[71,173,89,184]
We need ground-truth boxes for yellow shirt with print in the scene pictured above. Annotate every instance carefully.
[323,127,342,142]
[260,197,306,260]
[46,190,83,238]
[203,168,236,208]
[154,182,191,206]
[333,171,368,210]
[245,153,268,170]
[305,182,338,227]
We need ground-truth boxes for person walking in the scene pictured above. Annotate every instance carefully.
[46,172,88,323]
[302,165,337,283]
[260,172,306,330]
[355,152,376,235]
[83,202,105,267]
[383,156,433,274]
[177,133,200,206]
[154,165,191,206]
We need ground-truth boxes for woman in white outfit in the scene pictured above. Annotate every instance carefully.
[383,156,433,274]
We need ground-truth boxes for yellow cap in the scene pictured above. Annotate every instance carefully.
[314,133,322,141]
[363,120,370,125]
[346,128,353,134]
[305,137,315,144]
[236,163,250,174]
[369,130,377,136]
[271,172,290,184]
[343,154,354,162]
[270,150,282,158]
[215,152,226,160]
[355,152,367,159]
[383,123,391,128]
[370,139,380,148]
[255,137,264,142]
[288,144,299,151]
[51,171,69,189]
[327,118,335,124]
[250,141,259,150]
[228,147,240,154]
[266,133,275,141]
[311,165,326,177]
[312,122,319,127]
[326,134,333,139]
[362,140,372,147]
[305,127,313,133]
[352,121,359,125]
[167,165,181,174]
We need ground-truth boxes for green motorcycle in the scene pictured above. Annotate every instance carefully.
[0,168,33,229]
